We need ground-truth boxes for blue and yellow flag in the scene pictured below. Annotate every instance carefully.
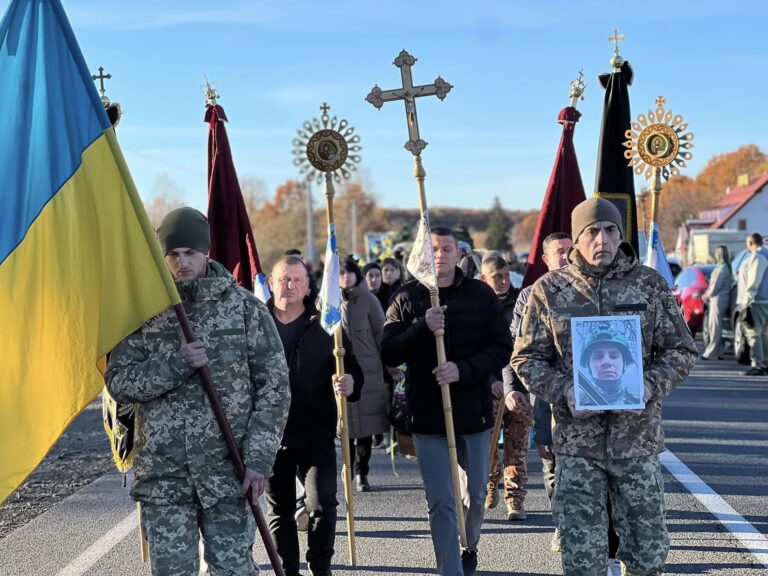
[0,0,180,504]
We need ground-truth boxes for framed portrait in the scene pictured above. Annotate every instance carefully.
[570,315,644,411]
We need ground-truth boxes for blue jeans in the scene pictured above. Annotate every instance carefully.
[413,429,490,576]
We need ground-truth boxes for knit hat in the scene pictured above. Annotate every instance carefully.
[157,207,211,255]
[571,198,624,242]
[362,262,381,276]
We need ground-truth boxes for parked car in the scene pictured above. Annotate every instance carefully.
[672,264,715,335]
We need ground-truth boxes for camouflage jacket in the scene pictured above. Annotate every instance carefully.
[510,245,696,460]
[105,260,290,507]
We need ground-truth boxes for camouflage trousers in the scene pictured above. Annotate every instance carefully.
[552,455,668,576]
[488,398,530,502]
[140,496,258,576]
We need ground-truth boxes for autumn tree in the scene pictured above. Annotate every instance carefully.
[484,197,511,251]
[247,179,308,270]
[655,145,768,248]
[143,194,185,228]
[511,211,540,251]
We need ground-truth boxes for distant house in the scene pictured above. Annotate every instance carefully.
[708,173,768,232]
[675,173,768,263]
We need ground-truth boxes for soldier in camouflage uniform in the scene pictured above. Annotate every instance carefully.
[106,208,290,576]
[510,198,697,576]
[478,252,529,521]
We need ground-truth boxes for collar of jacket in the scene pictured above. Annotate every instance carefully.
[267,294,320,325]
[567,242,637,282]
[174,259,234,303]
[342,279,371,301]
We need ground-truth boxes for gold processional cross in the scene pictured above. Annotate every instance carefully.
[365,50,452,156]
[608,28,625,57]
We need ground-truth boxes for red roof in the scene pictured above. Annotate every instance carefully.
[711,173,768,228]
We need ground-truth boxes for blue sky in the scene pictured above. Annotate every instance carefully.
[7,0,767,212]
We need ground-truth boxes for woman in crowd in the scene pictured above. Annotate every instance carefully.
[340,257,389,491]
[381,257,405,296]
[701,244,732,360]
[363,262,390,312]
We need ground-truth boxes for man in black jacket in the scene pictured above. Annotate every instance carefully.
[382,227,512,576]
[265,255,364,576]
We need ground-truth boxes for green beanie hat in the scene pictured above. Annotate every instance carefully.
[571,198,624,243]
[157,207,211,255]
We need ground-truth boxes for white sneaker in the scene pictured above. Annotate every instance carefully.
[607,558,623,576]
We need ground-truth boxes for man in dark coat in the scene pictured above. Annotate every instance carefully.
[265,255,364,576]
[382,227,512,576]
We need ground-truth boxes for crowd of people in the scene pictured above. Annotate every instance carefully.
[105,198,698,576]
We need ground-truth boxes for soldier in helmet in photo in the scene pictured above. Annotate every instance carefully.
[578,324,642,407]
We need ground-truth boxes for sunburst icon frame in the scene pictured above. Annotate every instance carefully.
[292,103,362,184]
[623,96,694,181]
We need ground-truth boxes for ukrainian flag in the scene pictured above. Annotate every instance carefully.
[0,0,180,504]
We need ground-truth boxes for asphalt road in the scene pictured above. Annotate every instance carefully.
[0,355,766,575]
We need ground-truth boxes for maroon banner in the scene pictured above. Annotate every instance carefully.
[522,107,586,288]
[206,104,263,291]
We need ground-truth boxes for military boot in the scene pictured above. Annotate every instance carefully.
[505,499,527,521]
[484,481,499,510]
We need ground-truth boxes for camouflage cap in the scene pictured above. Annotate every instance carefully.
[580,324,635,369]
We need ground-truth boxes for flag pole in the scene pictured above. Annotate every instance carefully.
[488,400,505,472]
[322,172,357,565]
[413,155,468,549]
[649,166,662,237]
[172,304,286,576]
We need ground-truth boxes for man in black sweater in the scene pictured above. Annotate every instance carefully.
[382,227,512,576]
[265,255,364,576]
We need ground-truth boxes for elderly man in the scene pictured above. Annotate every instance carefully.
[478,252,528,521]
[511,198,696,576]
[106,207,290,576]
[265,254,364,576]
[382,226,512,576]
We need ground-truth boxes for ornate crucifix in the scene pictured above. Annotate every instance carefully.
[365,50,466,550]
[608,28,625,56]
[365,50,452,155]
[91,66,112,102]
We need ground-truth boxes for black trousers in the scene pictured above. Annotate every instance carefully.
[544,453,620,557]
[349,436,373,476]
[265,442,337,576]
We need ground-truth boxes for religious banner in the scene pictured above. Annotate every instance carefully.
[595,30,640,253]
[205,91,269,300]
[523,73,587,288]
[319,223,342,335]
[571,316,645,411]
[407,211,438,289]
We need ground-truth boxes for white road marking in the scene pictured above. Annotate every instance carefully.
[56,510,138,576]
[661,450,768,569]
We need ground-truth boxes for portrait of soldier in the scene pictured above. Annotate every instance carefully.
[577,323,642,408]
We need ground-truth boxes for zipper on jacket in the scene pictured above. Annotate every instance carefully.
[597,277,604,315]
